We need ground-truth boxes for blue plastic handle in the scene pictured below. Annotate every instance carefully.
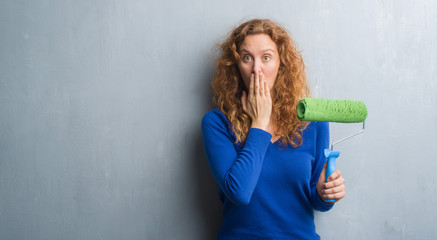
[323,149,340,203]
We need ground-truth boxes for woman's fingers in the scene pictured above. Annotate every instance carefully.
[317,166,346,202]
[249,73,254,97]
[258,71,264,95]
[254,71,260,95]
[323,178,346,201]
[264,80,269,97]
[241,90,247,111]
[324,176,346,189]
[323,190,345,200]
[327,170,342,182]
[323,170,346,201]
[244,71,272,130]
[248,71,270,98]
[323,184,345,195]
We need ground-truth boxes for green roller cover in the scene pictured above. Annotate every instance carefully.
[297,98,368,123]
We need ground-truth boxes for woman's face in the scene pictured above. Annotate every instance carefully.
[237,34,280,91]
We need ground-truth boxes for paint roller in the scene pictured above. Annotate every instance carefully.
[297,98,368,202]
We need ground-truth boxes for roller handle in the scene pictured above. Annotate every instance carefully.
[324,149,340,203]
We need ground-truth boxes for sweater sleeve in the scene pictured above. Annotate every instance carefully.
[310,121,335,212]
[201,110,272,206]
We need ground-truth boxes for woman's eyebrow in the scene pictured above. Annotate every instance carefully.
[240,48,276,54]
[239,48,252,54]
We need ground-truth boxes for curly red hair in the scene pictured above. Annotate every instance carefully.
[212,19,311,147]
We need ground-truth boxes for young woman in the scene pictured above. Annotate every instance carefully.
[201,19,346,239]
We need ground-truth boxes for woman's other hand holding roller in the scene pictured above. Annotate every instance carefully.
[317,162,346,203]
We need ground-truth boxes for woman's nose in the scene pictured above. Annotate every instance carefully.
[252,60,262,74]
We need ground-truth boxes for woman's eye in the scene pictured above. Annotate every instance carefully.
[263,56,271,61]
[243,55,252,62]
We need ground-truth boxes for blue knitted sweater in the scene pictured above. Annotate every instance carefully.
[201,109,334,239]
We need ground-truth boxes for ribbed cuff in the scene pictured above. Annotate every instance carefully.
[312,188,335,212]
[248,128,272,142]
